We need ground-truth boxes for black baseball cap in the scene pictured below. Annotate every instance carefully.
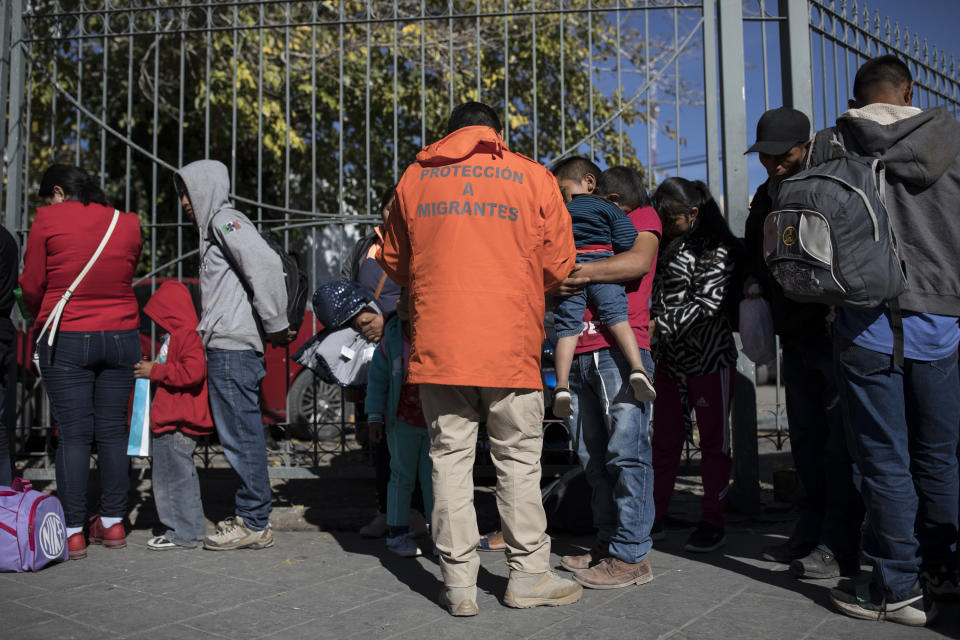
[745,107,811,155]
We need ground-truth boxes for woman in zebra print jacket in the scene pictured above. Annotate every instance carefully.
[649,177,742,554]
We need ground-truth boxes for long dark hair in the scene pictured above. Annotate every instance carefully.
[38,164,109,207]
[652,177,742,266]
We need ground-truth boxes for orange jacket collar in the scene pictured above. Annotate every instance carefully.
[416,126,505,165]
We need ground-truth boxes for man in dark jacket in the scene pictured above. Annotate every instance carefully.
[823,55,960,627]
[744,108,863,580]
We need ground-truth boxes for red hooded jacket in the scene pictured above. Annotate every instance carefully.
[144,281,213,436]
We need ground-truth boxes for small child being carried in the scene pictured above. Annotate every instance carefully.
[365,289,434,557]
[550,157,656,417]
[134,281,213,550]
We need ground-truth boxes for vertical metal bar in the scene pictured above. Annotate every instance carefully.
[588,0,595,160]
[503,0,510,145]
[819,14,828,127]
[125,5,133,211]
[779,0,814,120]
[232,3,239,193]
[559,0,565,154]
[75,10,83,165]
[205,2,212,157]
[365,0,371,216]
[476,0,481,100]
[99,0,109,189]
[760,0,770,109]
[616,0,622,164]
[257,3,265,225]
[532,0,538,161]
[393,0,399,181]
[449,0,454,112]
[832,21,841,124]
[717,0,759,514]
[285,2,291,241]
[150,6,159,290]
[313,1,318,210]
[702,0,720,196]
[643,0,650,183]
[0,0,14,220]
[421,0,426,145]
[674,5,680,174]
[340,0,345,214]
[178,5,186,281]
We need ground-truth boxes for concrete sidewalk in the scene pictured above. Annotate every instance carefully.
[2,520,957,639]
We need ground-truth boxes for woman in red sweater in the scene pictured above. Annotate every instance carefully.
[19,164,142,560]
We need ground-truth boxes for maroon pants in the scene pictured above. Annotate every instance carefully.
[652,365,734,527]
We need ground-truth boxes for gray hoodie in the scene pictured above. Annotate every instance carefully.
[174,160,288,352]
[817,105,960,316]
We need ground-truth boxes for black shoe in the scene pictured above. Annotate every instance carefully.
[761,538,816,564]
[650,520,665,542]
[790,546,860,580]
[830,580,935,627]
[684,522,726,553]
[921,564,960,601]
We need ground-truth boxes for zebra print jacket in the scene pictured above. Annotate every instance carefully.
[651,237,738,379]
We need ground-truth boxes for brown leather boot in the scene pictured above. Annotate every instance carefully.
[560,540,609,571]
[574,556,653,589]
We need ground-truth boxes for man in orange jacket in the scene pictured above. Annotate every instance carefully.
[379,102,581,616]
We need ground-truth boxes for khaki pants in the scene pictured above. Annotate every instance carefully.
[420,385,550,587]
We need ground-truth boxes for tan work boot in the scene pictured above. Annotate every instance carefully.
[575,556,653,589]
[560,540,609,572]
[438,585,479,617]
[203,516,274,551]
[503,570,583,608]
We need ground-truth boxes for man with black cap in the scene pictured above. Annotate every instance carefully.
[743,107,864,581]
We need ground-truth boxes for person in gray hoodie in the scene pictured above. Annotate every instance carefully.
[819,55,960,627]
[174,159,291,551]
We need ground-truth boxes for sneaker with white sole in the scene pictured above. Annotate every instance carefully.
[830,580,935,627]
[386,532,422,557]
[203,516,274,551]
[552,388,573,417]
[629,369,656,402]
[147,535,194,551]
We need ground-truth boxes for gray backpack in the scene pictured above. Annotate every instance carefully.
[764,135,907,360]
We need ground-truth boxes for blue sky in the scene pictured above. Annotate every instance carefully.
[611,1,960,204]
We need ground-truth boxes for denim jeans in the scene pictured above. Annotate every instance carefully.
[554,251,630,338]
[0,338,14,487]
[836,337,960,600]
[206,348,271,530]
[567,346,655,564]
[39,329,139,526]
[782,334,863,560]
[152,430,205,547]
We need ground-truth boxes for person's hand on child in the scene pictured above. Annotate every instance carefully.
[355,311,385,342]
[368,421,384,444]
[133,358,154,379]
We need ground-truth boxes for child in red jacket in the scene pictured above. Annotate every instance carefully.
[134,281,213,550]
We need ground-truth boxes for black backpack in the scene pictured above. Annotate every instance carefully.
[765,132,907,362]
[208,219,309,333]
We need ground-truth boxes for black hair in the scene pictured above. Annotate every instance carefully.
[551,156,602,184]
[446,101,502,135]
[377,183,397,214]
[652,177,743,267]
[853,54,913,101]
[38,164,108,207]
[597,166,650,211]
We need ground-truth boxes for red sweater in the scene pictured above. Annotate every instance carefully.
[144,281,213,436]
[20,201,142,331]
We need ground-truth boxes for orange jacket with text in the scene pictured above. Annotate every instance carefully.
[378,126,576,389]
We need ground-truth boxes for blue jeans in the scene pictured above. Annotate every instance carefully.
[39,329,140,526]
[567,346,655,563]
[554,251,630,338]
[206,348,271,530]
[781,334,863,560]
[152,431,205,547]
[0,338,14,486]
[836,337,960,600]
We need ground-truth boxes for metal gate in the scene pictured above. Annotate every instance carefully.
[2,0,959,481]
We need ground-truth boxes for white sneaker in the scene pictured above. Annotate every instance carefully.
[552,388,573,417]
[630,369,656,402]
[386,532,422,557]
[360,512,388,538]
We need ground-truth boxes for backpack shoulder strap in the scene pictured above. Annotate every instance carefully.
[806,126,847,169]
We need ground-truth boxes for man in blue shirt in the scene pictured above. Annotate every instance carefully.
[824,55,960,627]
